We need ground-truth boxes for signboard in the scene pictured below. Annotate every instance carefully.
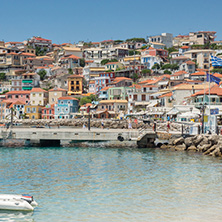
[210,108,219,115]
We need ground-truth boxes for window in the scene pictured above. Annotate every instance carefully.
[49,110,52,114]
[133,95,137,100]
[76,81,79,85]
[142,95,146,101]
[26,95,29,99]
[32,108,36,113]
[15,95,19,98]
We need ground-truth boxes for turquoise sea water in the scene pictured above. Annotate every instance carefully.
[0,146,222,222]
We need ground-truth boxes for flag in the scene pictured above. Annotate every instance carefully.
[206,73,221,85]
[211,55,222,67]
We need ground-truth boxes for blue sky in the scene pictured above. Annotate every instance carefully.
[1,0,222,44]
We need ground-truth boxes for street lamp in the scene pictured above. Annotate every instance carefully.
[200,103,207,134]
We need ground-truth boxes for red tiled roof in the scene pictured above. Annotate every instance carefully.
[106,62,119,65]
[49,87,66,92]
[172,71,188,76]
[20,53,36,56]
[138,79,153,85]
[61,54,80,60]
[101,40,114,43]
[180,46,190,49]
[31,88,47,93]
[6,91,30,95]
[159,92,172,98]
[80,103,92,108]
[22,73,37,76]
[191,84,222,97]
[101,86,111,91]
[34,37,51,42]
[213,73,222,79]
[8,52,18,55]
[142,85,158,88]
[191,71,206,76]
[68,74,83,78]
[186,60,195,65]
[130,84,142,89]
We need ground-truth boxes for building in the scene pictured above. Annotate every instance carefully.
[59,54,80,69]
[159,92,173,108]
[148,33,173,48]
[25,105,42,119]
[127,84,159,113]
[105,62,124,71]
[30,88,48,106]
[48,87,67,105]
[141,55,162,69]
[42,104,55,119]
[96,100,128,118]
[189,31,216,45]
[67,75,83,95]
[28,36,52,51]
[172,83,214,105]
[5,91,30,104]
[54,97,79,119]
[108,86,131,100]
[184,49,214,69]
[21,73,40,90]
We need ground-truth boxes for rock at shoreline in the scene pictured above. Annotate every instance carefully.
[187,145,197,152]
[173,137,184,146]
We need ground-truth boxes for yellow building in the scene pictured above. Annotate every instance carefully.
[68,75,83,95]
[24,105,42,119]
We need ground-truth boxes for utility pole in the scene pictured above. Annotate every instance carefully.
[10,108,13,128]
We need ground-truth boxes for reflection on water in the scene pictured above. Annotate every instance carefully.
[0,147,222,221]
[0,210,33,222]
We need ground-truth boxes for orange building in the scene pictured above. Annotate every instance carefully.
[67,75,83,95]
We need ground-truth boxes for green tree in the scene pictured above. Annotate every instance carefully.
[141,69,151,76]
[166,47,178,55]
[80,58,85,67]
[129,50,141,56]
[170,64,179,70]
[114,40,124,44]
[37,69,47,80]
[152,63,160,70]
[0,73,6,81]
[161,63,172,70]
[68,68,73,74]
[126,38,146,43]
[132,73,139,82]
[79,94,98,106]
[101,59,118,65]
[101,59,110,65]
[164,70,172,74]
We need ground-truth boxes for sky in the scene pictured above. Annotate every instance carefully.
[1,0,222,44]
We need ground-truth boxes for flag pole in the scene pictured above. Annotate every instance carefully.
[208,54,211,133]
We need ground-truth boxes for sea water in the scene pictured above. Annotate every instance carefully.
[0,146,222,222]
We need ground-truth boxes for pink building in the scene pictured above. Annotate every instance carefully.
[5,91,30,104]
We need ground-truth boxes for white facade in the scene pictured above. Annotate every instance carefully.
[148,33,173,48]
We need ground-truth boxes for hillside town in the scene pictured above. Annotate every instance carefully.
[0,31,222,132]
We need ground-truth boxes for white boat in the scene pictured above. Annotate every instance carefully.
[0,194,38,211]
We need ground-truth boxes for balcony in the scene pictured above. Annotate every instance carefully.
[22,80,33,83]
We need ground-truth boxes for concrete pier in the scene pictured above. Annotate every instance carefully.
[0,128,157,148]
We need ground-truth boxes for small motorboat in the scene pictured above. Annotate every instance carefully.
[0,194,38,211]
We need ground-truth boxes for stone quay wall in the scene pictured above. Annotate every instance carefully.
[160,134,222,158]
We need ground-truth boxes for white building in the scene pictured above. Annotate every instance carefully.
[148,33,173,48]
